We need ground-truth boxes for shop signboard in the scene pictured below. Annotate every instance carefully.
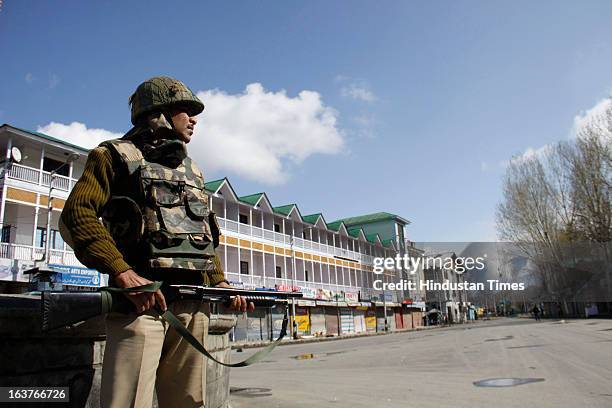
[48,264,102,288]
[299,286,317,299]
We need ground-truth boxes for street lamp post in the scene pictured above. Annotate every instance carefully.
[42,154,79,265]
[289,224,316,339]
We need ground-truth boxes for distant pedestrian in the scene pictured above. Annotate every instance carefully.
[532,305,541,321]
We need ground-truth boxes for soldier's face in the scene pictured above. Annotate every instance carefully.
[169,108,198,143]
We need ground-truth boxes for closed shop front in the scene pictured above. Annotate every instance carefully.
[386,308,396,331]
[340,308,354,334]
[295,306,311,336]
[271,304,286,340]
[365,309,377,333]
[310,306,326,336]
[376,307,386,332]
[353,308,366,333]
[411,311,423,328]
[394,308,404,329]
[402,309,412,329]
[246,307,268,341]
[325,307,339,336]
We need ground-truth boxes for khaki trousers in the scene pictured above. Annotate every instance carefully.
[101,301,210,408]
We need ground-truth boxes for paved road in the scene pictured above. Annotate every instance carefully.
[229,318,612,408]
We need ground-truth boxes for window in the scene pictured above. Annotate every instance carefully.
[35,227,46,248]
[275,266,282,278]
[274,223,281,233]
[51,230,64,250]
[1,225,11,243]
[36,228,64,249]
[239,214,249,224]
[305,270,309,282]
[240,261,249,275]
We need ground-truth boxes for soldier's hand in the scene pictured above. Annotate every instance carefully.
[115,269,168,314]
[215,281,255,312]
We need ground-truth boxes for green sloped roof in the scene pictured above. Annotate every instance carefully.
[273,204,296,216]
[239,192,264,205]
[5,124,90,152]
[326,220,345,231]
[204,178,225,192]
[347,227,364,238]
[334,211,410,226]
[382,238,396,248]
[365,233,381,244]
[302,213,322,225]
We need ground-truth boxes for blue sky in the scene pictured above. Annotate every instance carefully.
[2,1,612,241]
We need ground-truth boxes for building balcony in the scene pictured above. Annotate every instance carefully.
[0,242,83,267]
[218,217,374,264]
[5,163,78,193]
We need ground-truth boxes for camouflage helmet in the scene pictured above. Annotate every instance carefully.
[129,76,204,125]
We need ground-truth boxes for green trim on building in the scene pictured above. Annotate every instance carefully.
[273,204,296,216]
[239,192,264,206]
[365,233,382,244]
[347,227,365,238]
[381,238,396,248]
[326,220,345,232]
[204,178,225,193]
[3,124,90,152]
[302,213,323,225]
[334,211,410,226]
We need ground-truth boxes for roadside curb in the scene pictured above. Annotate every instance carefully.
[231,323,468,350]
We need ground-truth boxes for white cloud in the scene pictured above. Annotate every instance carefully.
[572,97,612,139]
[37,83,345,185]
[340,83,377,102]
[25,73,35,84]
[37,122,122,149]
[506,97,612,167]
[193,83,344,185]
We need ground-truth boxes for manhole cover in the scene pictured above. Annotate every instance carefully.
[473,378,545,387]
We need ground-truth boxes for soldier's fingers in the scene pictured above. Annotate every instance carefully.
[145,293,155,311]
[248,302,255,312]
[128,294,146,314]
[155,290,167,311]
[239,296,247,312]
[231,296,240,311]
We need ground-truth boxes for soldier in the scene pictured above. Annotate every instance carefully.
[60,76,253,408]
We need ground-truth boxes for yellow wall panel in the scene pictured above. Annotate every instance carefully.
[225,236,239,246]
[7,188,37,204]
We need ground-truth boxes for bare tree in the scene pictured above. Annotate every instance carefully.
[497,98,612,304]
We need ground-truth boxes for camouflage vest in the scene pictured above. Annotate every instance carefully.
[99,139,220,276]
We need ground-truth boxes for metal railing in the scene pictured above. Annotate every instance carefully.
[6,163,76,191]
[0,242,84,267]
[217,216,368,263]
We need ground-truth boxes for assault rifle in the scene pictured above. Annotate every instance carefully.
[42,283,303,367]
[42,283,303,332]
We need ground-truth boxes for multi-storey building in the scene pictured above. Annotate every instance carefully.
[0,124,425,340]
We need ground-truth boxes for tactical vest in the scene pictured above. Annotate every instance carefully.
[99,139,220,276]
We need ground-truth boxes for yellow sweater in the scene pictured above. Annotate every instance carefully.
[60,145,226,286]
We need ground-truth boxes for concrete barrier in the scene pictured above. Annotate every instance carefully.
[0,294,236,408]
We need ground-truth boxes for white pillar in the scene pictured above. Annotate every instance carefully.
[38,145,45,185]
[0,137,12,231]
